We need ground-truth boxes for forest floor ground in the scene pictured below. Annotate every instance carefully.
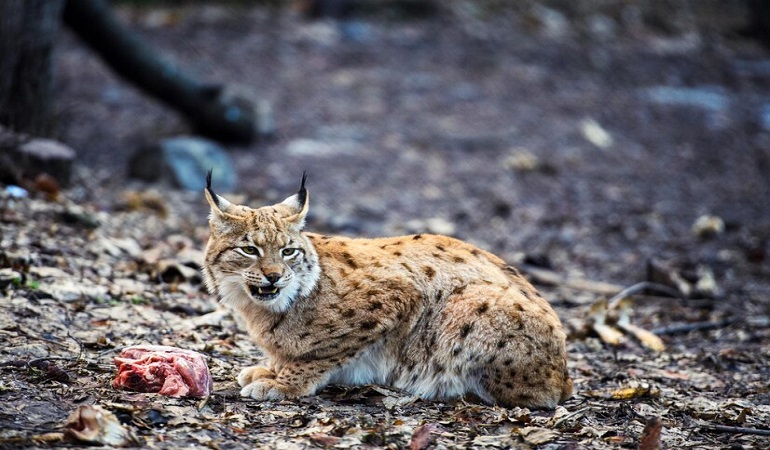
[2,1,770,448]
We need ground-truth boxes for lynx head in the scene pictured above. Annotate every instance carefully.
[202,171,320,313]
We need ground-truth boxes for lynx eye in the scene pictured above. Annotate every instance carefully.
[240,246,259,256]
[281,248,299,258]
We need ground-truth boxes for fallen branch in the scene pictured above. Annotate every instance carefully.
[62,0,263,143]
[651,318,738,336]
[518,263,624,296]
[701,424,770,437]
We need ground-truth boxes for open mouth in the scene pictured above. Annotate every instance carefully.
[249,284,281,301]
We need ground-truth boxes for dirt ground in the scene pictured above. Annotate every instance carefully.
[2,1,770,448]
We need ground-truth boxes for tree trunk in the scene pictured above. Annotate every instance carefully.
[0,0,65,136]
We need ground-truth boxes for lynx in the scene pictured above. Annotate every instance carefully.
[202,173,572,408]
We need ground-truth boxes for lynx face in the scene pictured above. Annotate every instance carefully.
[202,174,320,313]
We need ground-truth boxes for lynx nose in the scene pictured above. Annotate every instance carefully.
[265,272,281,285]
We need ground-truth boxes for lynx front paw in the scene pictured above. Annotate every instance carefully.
[237,366,276,387]
[237,366,299,400]
[240,378,291,400]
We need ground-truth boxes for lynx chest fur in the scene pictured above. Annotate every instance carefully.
[202,174,572,408]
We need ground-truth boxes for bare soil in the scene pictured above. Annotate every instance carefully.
[2,2,770,448]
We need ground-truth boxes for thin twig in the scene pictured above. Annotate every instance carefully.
[27,356,80,367]
[552,406,591,428]
[11,325,71,349]
[701,424,770,436]
[607,281,683,309]
[518,263,624,295]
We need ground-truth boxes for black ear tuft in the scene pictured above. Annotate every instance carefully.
[206,169,220,208]
[297,172,308,208]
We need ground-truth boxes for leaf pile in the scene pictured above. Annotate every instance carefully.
[1,172,769,449]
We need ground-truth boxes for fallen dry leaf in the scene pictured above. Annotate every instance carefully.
[588,299,625,346]
[519,426,560,445]
[610,383,660,400]
[471,433,514,447]
[616,298,666,352]
[580,118,614,148]
[308,432,340,447]
[409,423,438,450]
[64,405,138,447]
[638,416,662,450]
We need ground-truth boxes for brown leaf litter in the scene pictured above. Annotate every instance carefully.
[1,180,769,449]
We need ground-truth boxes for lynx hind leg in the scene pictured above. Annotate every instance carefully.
[484,351,572,409]
[447,286,572,409]
[482,320,572,408]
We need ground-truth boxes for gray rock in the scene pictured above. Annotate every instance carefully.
[129,136,237,192]
[0,134,76,186]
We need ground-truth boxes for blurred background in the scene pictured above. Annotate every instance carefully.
[1,0,769,296]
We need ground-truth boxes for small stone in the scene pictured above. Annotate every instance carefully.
[177,247,204,267]
[95,237,124,258]
[110,238,143,259]
[111,278,148,296]
[29,266,71,279]
[285,138,358,157]
[60,204,100,229]
[155,259,202,284]
[692,214,725,238]
[0,249,31,271]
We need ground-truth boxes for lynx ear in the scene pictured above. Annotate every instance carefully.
[281,172,309,230]
[205,170,236,233]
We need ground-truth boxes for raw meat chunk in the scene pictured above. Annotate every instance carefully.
[112,345,213,398]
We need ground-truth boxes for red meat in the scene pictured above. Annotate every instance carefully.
[112,345,213,398]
